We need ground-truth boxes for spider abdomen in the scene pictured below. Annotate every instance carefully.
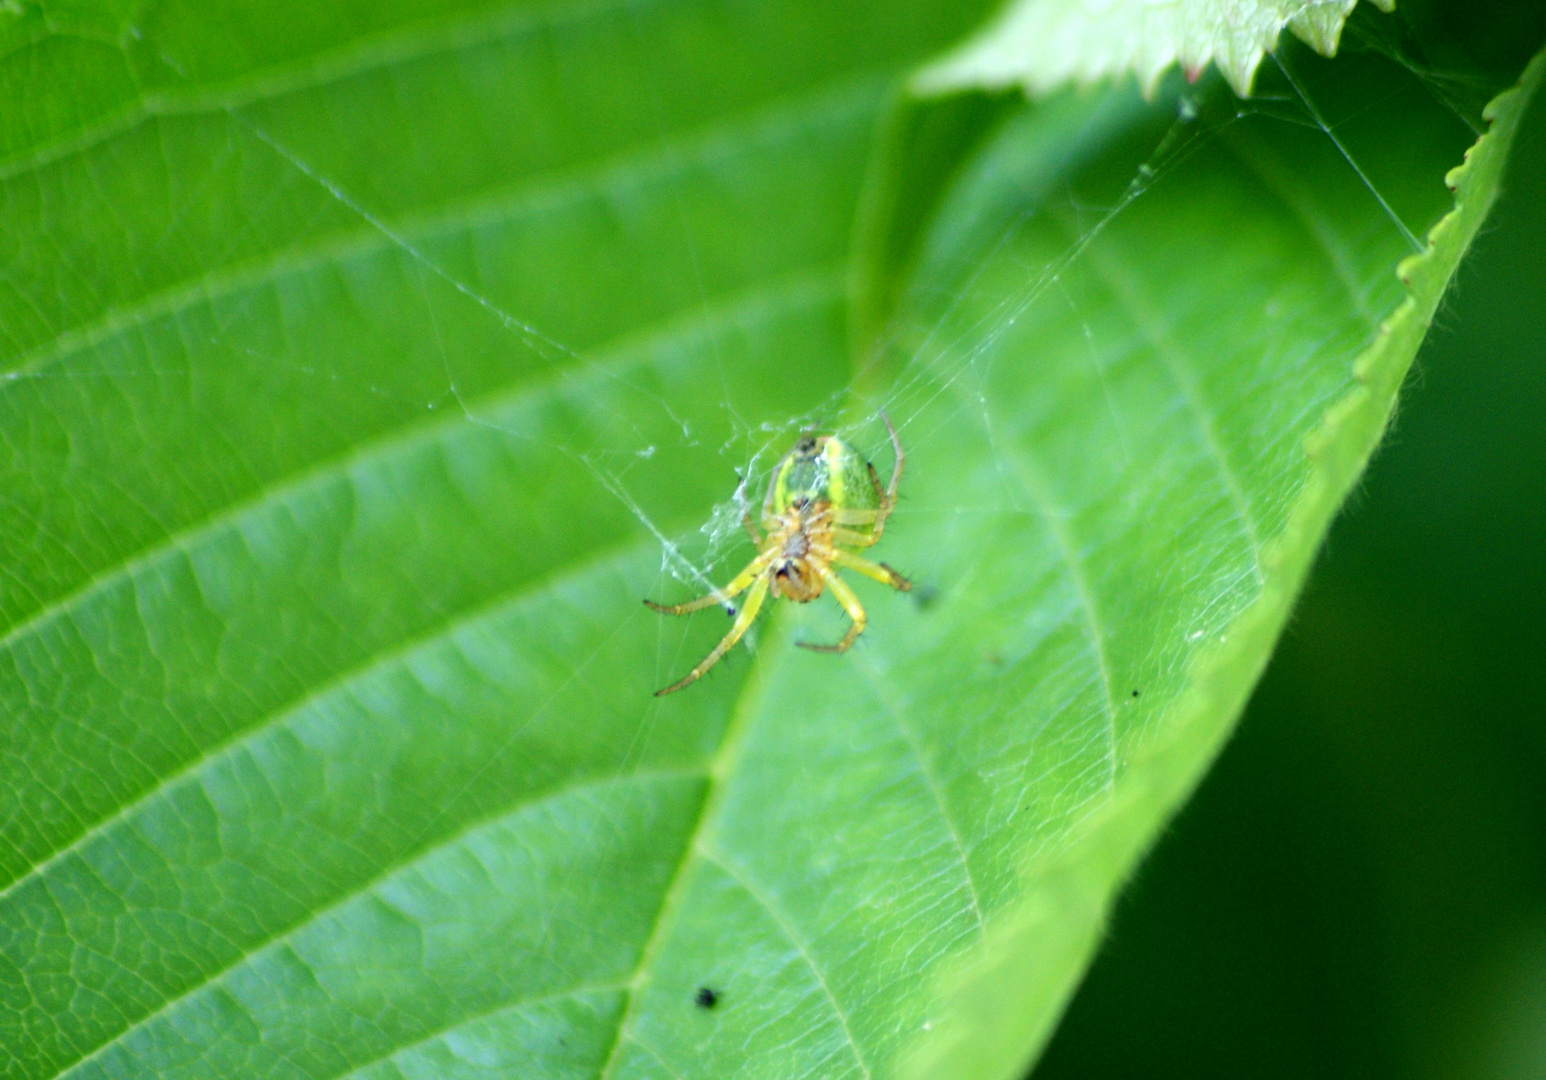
[771,560,823,602]
[769,504,831,602]
[769,434,881,535]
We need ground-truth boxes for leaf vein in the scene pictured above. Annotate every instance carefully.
[951,381,1120,786]
[0,265,839,897]
[328,981,630,1080]
[851,654,985,933]
[1217,124,1377,322]
[594,616,786,1080]
[4,72,874,382]
[1049,211,1266,582]
[46,769,704,1080]
[698,847,874,1080]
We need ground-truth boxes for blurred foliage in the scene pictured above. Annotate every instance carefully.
[1034,7,1546,1078]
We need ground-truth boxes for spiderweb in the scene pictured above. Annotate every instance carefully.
[219,24,1465,626]
[148,8,1494,848]
[0,3,1519,1076]
[146,5,1489,789]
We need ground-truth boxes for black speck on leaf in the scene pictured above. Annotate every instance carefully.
[694,986,720,1010]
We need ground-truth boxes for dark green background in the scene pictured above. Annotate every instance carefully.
[1033,18,1546,1080]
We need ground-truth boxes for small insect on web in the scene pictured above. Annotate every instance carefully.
[644,413,912,695]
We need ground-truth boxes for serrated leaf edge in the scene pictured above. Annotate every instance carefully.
[914,0,1396,101]
[894,42,1546,1080]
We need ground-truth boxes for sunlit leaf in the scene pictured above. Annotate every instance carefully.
[915,0,1394,98]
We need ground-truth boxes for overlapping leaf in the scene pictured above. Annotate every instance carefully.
[915,0,1392,98]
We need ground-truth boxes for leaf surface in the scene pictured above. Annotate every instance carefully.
[0,3,1538,1080]
[915,0,1394,98]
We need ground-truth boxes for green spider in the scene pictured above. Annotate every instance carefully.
[646,414,910,696]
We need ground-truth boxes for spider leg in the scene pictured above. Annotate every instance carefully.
[796,568,866,654]
[655,575,770,695]
[832,524,884,549]
[644,549,774,615]
[831,548,911,592]
[741,512,763,546]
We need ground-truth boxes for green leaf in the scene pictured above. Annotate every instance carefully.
[914,0,1395,99]
[0,4,1538,1080]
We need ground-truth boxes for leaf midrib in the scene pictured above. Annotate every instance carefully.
[593,611,808,1080]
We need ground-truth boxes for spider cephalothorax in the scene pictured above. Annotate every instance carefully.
[645,415,910,695]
